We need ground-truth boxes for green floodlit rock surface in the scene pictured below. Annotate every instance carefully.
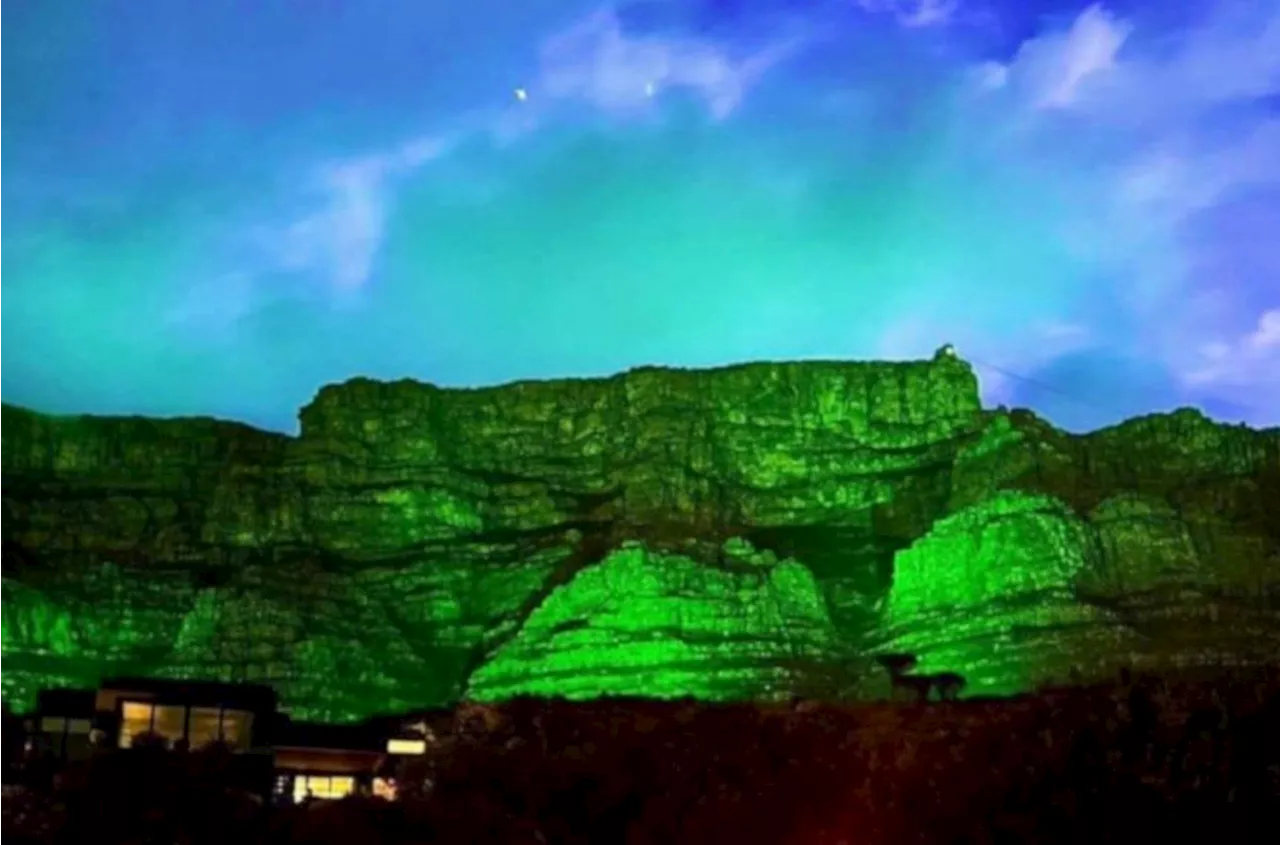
[884,492,1121,696]
[466,540,840,701]
[3,353,1278,722]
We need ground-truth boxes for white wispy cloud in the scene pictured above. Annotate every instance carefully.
[244,6,801,297]
[1184,310,1280,389]
[534,7,802,119]
[273,137,456,294]
[973,1,1280,418]
[1114,120,1280,229]
[1035,4,1132,109]
[855,0,959,29]
[277,160,385,293]
[989,2,1279,117]
[977,3,1132,109]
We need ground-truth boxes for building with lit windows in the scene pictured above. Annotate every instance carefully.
[100,677,275,751]
[271,721,387,802]
[20,678,434,803]
[28,679,275,756]
[27,689,98,764]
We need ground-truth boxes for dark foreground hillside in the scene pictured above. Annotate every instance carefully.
[6,669,1279,845]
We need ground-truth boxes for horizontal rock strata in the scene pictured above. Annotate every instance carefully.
[3,354,1277,721]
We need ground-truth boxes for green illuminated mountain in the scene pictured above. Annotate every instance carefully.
[3,353,1277,722]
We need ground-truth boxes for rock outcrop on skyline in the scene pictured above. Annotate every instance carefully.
[3,353,1277,722]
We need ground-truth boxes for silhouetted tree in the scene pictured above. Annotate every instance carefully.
[874,653,919,676]
[932,672,966,701]
[875,654,966,702]
[889,673,935,702]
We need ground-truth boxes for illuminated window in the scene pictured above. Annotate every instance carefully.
[39,717,92,760]
[118,702,255,751]
[120,702,156,748]
[153,705,186,745]
[39,717,67,734]
[292,775,355,802]
[188,707,223,749]
[119,702,186,748]
[386,738,426,755]
[219,709,253,751]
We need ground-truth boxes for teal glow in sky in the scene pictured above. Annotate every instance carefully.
[4,0,1278,433]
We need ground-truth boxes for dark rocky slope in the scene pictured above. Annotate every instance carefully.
[3,352,1277,721]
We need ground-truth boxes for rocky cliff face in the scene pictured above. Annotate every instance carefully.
[3,354,1277,722]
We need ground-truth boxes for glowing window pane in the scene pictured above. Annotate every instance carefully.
[188,707,222,749]
[219,709,254,750]
[39,717,66,734]
[292,775,357,802]
[386,738,426,755]
[153,705,186,746]
[119,702,154,748]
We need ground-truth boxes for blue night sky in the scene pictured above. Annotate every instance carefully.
[3,0,1278,433]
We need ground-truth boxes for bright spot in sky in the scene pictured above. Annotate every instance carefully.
[514,87,528,102]
[644,81,656,97]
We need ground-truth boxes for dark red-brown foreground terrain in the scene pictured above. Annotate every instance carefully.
[5,668,1279,845]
